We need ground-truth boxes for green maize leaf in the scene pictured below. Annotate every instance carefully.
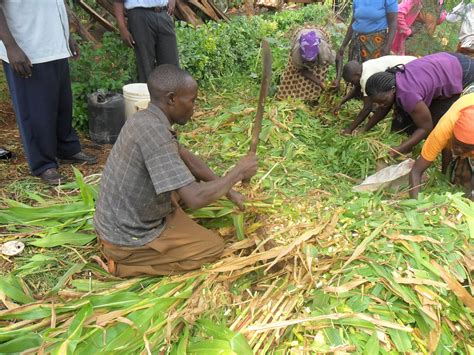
[434,324,456,355]
[404,209,424,229]
[412,312,431,338]
[333,318,376,330]
[189,208,216,218]
[1,203,93,221]
[215,207,234,218]
[363,332,380,355]
[232,213,245,240]
[0,328,33,343]
[196,319,253,354]
[1,197,31,208]
[200,217,234,229]
[187,339,235,354]
[0,277,34,304]
[150,280,188,297]
[24,191,46,203]
[101,308,160,351]
[0,333,42,353]
[369,264,422,307]
[70,279,124,292]
[388,329,412,353]
[14,254,57,275]
[0,304,54,321]
[229,333,253,354]
[52,302,93,355]
[88,292,143,309]
[73,167,95,208]
[347,295,371,313]
[197,319,239,341]
[29,232,96,247]
[48,263,85,296]
[450,194,474,238]
[170,326,189,355]
[323,328,344,346]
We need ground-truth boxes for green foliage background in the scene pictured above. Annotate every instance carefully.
[70,3,461,130]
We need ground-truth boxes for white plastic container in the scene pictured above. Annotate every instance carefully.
[122,83,150,119]
[135,100,150,112]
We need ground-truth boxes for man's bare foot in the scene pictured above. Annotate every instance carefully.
[91,255,115,274]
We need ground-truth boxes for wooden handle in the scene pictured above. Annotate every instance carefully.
[244,39,272,185]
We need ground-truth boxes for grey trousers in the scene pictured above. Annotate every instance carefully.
[127,8,179,82]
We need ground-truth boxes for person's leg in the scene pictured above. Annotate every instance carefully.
[55,59,81,159]
[154,12,179,67]
[3,61,59,176]
[348,34,361,63]
[100,206,225,277]
[127,9,157,82]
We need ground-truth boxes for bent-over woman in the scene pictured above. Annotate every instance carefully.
[409,92,474,200]
[277,27,342,102]
[364,52,474,155]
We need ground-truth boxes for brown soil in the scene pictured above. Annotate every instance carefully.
[0,94,111,190]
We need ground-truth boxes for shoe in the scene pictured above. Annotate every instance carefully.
[39,168,67,185]
[0,147,12,160]
[60,151,97,165]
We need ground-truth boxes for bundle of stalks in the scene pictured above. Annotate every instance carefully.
[1,86,473,353]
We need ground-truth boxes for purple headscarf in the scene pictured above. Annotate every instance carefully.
[299,31,321,62]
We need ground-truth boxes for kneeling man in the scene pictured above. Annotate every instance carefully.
[94,65,258,277]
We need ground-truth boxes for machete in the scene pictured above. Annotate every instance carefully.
[243,39,272,184]
[249,38,272,154]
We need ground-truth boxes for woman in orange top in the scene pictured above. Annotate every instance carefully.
[409,93,474,199]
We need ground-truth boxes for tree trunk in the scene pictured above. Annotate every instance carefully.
[244,0,254,16]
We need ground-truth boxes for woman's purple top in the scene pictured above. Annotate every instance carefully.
[395,52,463,113]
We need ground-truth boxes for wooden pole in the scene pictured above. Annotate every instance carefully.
[66,4,100,45]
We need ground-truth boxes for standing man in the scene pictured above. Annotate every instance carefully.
[114,0,180,83]
[0,0,97,185]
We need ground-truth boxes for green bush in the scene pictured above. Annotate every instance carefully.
[176,5,337,82]
[70,5,336,129]
[70,32,135,130]
[69,3,459,130]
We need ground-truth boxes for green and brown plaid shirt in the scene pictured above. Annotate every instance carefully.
[94,103,195,247]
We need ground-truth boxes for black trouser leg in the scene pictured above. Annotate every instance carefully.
[128,8,158,83]
[56,59,82,159]
[3,59,81,176]
[155,12,179,67]
[128,8,179,82]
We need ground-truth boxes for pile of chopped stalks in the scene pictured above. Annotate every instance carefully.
[0,85,473,354]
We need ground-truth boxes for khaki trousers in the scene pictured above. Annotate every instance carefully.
[99,205,224,278]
